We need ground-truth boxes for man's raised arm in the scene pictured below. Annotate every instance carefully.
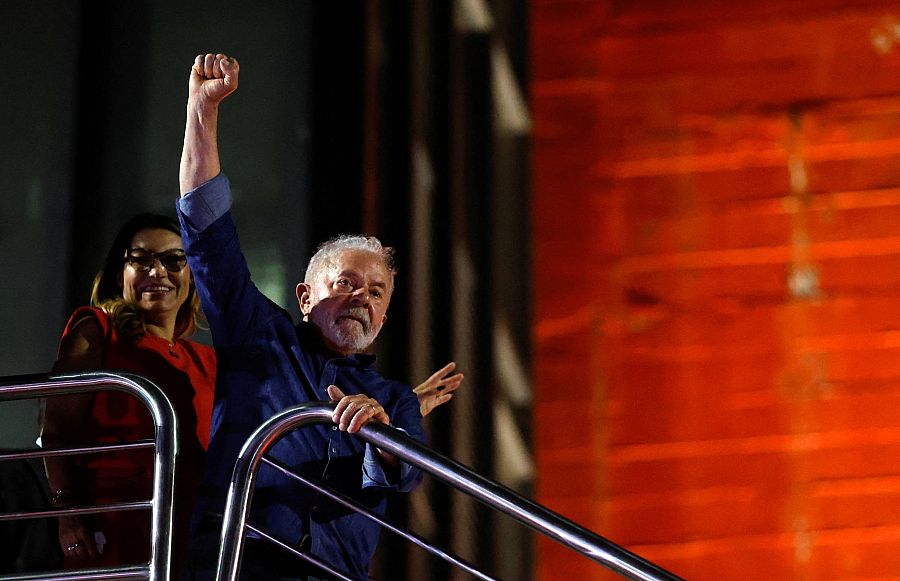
[180,53,239,195]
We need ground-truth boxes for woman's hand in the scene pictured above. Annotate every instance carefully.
[58,514,99,561]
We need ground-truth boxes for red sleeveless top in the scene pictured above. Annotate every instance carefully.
[60,307,215,448]
[57,306,216,494]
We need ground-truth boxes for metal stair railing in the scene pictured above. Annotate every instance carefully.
[215,402,684,581]
[0,372,178,581]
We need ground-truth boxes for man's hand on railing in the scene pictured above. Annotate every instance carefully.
[326,385,390,434]
[327,385,400,474]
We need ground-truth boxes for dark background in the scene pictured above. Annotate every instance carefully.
[0,1,533,579]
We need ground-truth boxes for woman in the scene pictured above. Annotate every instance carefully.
[43,213,216,568]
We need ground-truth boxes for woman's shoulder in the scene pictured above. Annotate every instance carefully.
[55,307,110,372]
[61,306,112,338]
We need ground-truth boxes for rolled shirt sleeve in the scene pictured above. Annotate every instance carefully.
[177,172,233,234]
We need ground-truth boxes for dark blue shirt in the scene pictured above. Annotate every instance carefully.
[177,173,425,578]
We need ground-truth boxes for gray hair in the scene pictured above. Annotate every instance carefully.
[304,234,397,285]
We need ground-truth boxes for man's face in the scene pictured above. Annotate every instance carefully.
[297,249,393,356]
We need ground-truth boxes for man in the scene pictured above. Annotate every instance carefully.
[177,53,425,580]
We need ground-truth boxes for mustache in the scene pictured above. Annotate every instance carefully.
[341,307,372,332]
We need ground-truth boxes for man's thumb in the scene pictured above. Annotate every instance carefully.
[326,385,345,401]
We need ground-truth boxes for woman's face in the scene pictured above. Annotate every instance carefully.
[120,228,191,319]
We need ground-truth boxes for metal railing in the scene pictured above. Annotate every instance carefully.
[0,372,178,581]
[215,402,684,581]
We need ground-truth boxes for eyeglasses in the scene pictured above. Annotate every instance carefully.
[124,249,188,272]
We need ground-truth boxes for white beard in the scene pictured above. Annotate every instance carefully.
[326,307,380,353]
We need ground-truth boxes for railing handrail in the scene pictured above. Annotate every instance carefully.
[0,372,179,581]
[216,401,684,581]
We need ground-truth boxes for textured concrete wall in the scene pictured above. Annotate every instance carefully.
[532,2,900,579]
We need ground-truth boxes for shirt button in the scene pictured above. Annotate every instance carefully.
[325,474,332,481]
[332,426,338,431]
[331,448,338,454]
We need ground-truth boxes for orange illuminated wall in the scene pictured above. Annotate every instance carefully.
[531,2,900,580]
